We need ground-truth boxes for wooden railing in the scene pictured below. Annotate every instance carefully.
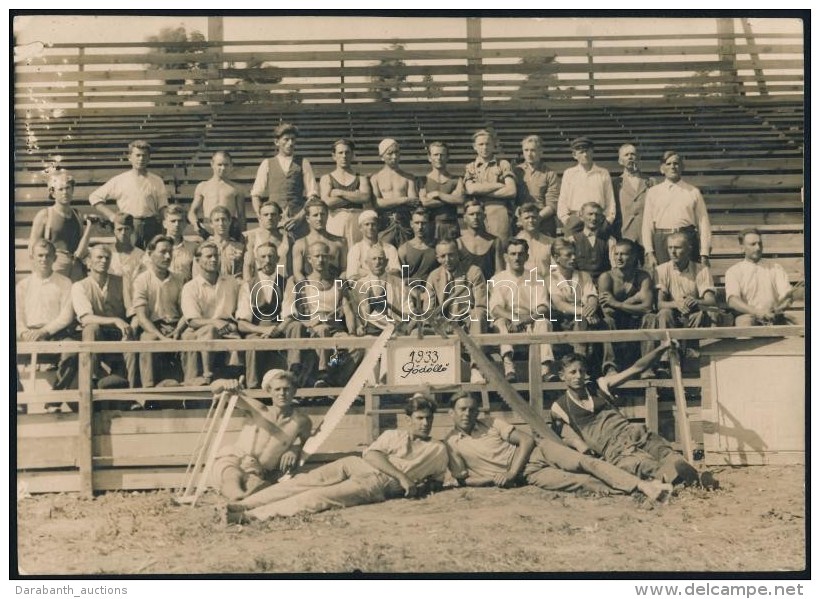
[16,325,804,495]
[14,31,803,111]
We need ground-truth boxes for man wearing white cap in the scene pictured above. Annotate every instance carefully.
[370,138,418,247]
[345,210,402,279]
[210,371,312,500]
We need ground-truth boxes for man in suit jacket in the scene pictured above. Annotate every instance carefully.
[612,144,655,259]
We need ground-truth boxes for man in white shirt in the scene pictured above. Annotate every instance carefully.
[250,123,319,239]
[557,137,616,235]
[180,241,242,384]
[72,244,138,389]
[16,239,78,404]
[488,238,553,382]
[236,241,309,389]
[642,150,712,270]
[89,139,168,249]
[132,235,187,388]
[725,228,798,326]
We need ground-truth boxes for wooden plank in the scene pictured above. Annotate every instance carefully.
[17,412,80,436]
[18,470,81,494]
[668,336,694,462]
[644,387,659,434]
[18,72,805,97]
[14,57,804,85]
[18,436,79,469]
[78,352,93,497]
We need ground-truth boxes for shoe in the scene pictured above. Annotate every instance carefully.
[654,367,671,379]
[541,361,558,382]
[314,379,329,389]
[603,365,619,378]
[699,471,719,491]
[470,367,486,384]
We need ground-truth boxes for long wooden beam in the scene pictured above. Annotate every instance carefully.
[15,325,804,355]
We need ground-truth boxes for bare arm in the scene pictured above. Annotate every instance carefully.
[135,305,170,340]
[234,186,247,233]
[363,449,417,496]
[188,185,205,229]
[28,209,47,254]
[486,176,517,199]
[603,340,672,389]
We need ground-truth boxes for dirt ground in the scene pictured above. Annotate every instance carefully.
[16,464,805,575]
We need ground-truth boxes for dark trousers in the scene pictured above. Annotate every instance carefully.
[81,324,138,387]
[132,215,163,250]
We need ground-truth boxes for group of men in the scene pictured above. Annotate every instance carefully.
[216,335,715,523]
[17,123,799,405]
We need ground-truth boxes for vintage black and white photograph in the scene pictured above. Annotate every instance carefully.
[12,13,807,576]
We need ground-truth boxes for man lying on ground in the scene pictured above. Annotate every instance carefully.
[446,393,671,501]
[224,393,448,522]
[550,341,717,489]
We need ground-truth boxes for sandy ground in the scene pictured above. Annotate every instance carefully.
[16,464,805,575]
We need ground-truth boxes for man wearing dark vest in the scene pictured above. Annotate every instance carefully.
[250,123,319,241]
[612,143,655,258]
[236,241,310,389]
[571,202,615,284]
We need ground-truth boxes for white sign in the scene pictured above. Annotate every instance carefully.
[386,341,458,385]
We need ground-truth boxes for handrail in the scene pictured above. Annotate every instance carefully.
[15,30,804,109]
[14,325,805,355]
[16,325,803,496]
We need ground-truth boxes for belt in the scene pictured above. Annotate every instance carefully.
[655,225,696,234]
[131,215,159,222]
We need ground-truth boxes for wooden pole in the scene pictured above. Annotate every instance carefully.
[466,17,482,105]
[740,18,769,96]
[78,351,93,497]
[716,18,742,97]
[667,333,694,462]
[77,46,85,110]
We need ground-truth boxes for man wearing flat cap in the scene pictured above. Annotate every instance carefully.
[557,137,616,236]
[464,129,517,244]
[250,123,319,239]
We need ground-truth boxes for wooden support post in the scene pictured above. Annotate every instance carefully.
[340,43,345,104]
[587,39,595,99]
[207,16,225,106]
[667,334,693,462]
[466,17,483,105]
[364,388,379,443]
[77,47,85,110]
[528,343,543,413]
[645,386,659,434]
[716,18,742,97]
[740,18,769,96]
[78,351,93,497]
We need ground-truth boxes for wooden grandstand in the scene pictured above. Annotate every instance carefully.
[14,26,805,494]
